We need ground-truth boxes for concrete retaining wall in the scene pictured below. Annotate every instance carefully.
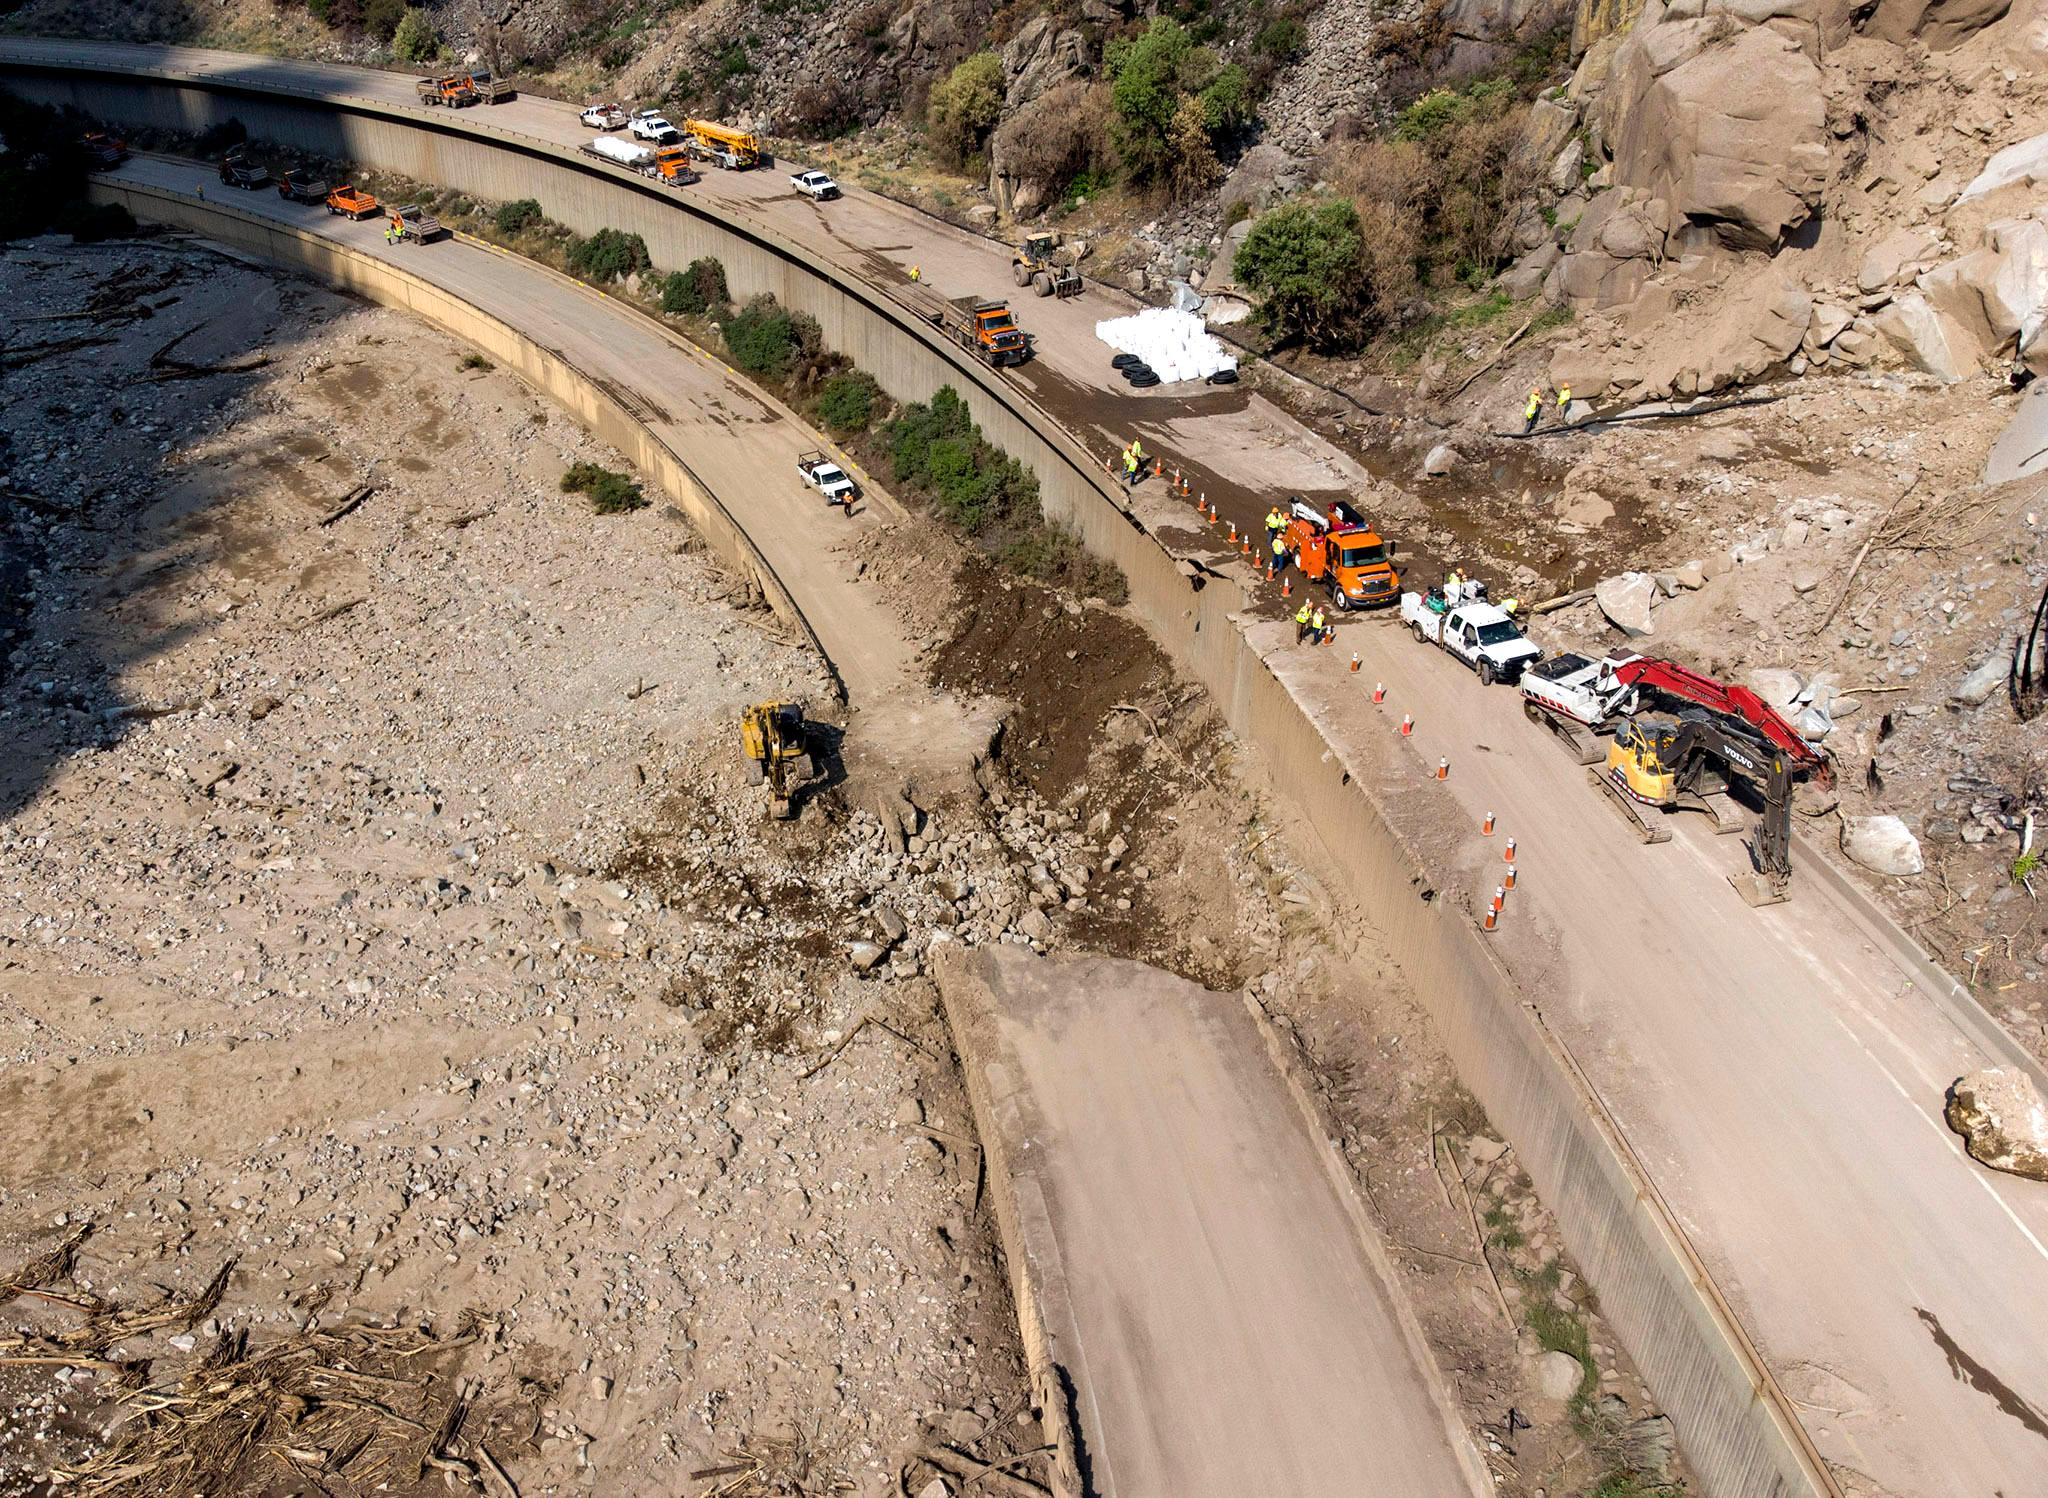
[24,54,1849,1498]
[81,177,827,670]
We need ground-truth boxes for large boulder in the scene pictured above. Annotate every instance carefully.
[1986,381,2048,486]
[1961,129,2048,205]
[1573,0,1651,54]
[1946,1068,2048,1182]
[1847,0,2013,49]
[1599,11,1829,250]
[1858,226,1946,293]
[1873,291,1983,382]
[1595,571,1658,635]
[1217,144,1304,224]
[1839,814,1924,876]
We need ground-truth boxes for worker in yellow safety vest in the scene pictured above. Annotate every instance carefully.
[1556,385,1572,417]
[1271,531,1287,569]
[1294,602,1314,644]
[1311,606,1328,643]
[1524,386,1543,432]
[1502,596,1521,616]
[908,265,921,282]
[1445,568,1465,606]
[1265,505,1285,538]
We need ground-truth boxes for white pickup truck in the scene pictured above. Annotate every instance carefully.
[790,169,840,201]
[628,110,676,141]
[1400,593,1542,685]
[797,450,857,508]
[580,103,627,130]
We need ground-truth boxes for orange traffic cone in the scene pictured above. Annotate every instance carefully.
[1372,682,1385,703]
[1504,838,1516,864]
[1483,906,1498,931]
[1492,884,1506,913]
[1227,521,1238,543]
[1482,811,1495,835]
[1281,577,1292,597]
[1504,865,1517,891]
[1349,653,1361,673]
[1436,758,1449,780]
[1400,714,1413,737]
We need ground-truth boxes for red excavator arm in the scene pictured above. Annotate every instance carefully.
[1613,657,1830,784]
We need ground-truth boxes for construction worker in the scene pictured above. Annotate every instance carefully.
[1265,505,1285,539]
[1131,438,1147,475]
[1446,568,1465,607]
[908,265,920,282]
[385,223,396,245]
[1523,386,1543,433]
[1501,596,1521,617]
[1123,448,1139,488]
[1311,605,1328,644]
[1556,385,1572,418]
[1271,531,1287,570]
[1295,601,1314,644]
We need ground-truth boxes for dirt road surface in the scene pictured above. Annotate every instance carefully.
[25,42,2048,1494]
[939,944,1488,1498]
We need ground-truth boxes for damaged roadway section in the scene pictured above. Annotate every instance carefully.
[935,943,1489,1498]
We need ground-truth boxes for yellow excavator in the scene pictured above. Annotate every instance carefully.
[740,701,814,819]
[1591,710,1793,906]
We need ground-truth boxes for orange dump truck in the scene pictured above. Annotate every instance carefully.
[326,184,381,219]
[1279,498,1400,610]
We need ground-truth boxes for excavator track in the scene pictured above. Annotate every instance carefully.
[1527,701,1605,765]
[1588,768,1673,844]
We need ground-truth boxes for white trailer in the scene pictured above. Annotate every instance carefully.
[582,136,654,172]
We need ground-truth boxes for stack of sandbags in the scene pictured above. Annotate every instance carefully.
[1095,307,1237,384]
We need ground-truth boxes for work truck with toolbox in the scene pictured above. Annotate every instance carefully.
[797,452,858,508]
[790,169,840,200]
[1280,498,1399,610]
[580,103,627,130]
[1402,592,1541,684]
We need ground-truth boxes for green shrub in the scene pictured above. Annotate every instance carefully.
[660,255,729,316]
[565,227,650,283]
[927,51,1004,169]
[722,294,799,378]
[886,386,1038,535]
[1235,198,1383,348]
[362,0,405,41]
[392,6,438,61]
[1256,16,1307,60]
[493,197,542,234]
[561,461,648,514]
[1104,17,1245,195]
[815,371,880,434]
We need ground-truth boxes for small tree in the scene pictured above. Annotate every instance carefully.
[392,7,438,62]
[926,51,1005,170]
[362,0,405,42]
[661,255,730,316]
[722,294,798,378]
[566,228,650,284]
[1235,198,1388,349]
[815,371,880,434]
[493,197,542,234]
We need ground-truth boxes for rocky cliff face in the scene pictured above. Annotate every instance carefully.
[1499,0,2048,404]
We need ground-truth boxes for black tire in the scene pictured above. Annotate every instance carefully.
[1034,272,1053,297]
[1111,353,1141,369]
[1121,364,1154,381]
[1013,262,1031,287]
[1412,622,1428,644]
[1333,589,1353,613]
[1208,368,1239,384]
[1479,659,1498,686]
[1128,372,1160,388]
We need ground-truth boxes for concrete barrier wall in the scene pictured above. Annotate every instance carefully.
[28,58,1844,1498]
[81,177,827,670]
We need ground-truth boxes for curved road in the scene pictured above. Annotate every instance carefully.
[19,41,2048,1496]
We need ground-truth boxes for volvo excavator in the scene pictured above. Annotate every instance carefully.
[1593,711,1793,906]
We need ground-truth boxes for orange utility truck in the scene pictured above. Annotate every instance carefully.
[1279,498,1400,610]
